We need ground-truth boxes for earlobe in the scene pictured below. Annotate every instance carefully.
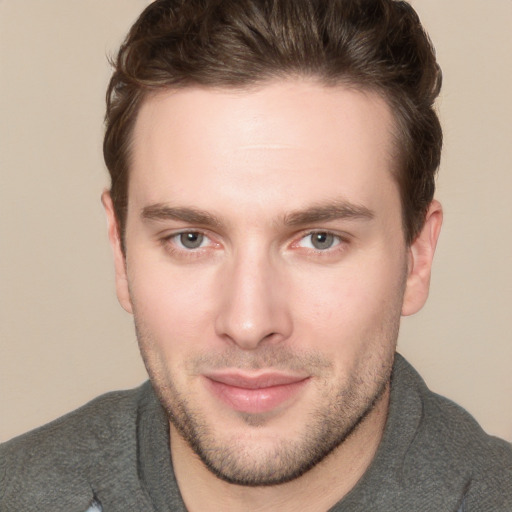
[402,200,443,316]
[101,190,133,314]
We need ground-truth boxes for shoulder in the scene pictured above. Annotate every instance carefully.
[422,382,512,508]
[0,382,152,512]
[395,356,512,508]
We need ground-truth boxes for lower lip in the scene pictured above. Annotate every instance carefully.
[205,378,309,414]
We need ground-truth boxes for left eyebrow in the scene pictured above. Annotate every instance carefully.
[283,200,375,226]
[141,204,222,228]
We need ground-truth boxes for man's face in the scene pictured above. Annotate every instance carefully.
[113,81,414,485]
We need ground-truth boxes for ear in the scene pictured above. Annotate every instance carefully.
[101,190,133,314]
[402,200,443,316]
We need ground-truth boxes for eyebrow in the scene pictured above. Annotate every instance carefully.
[283,200,375,226]
[141,204,222,227]
[141,199,374,228]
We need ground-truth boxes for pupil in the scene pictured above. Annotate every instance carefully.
[312,232,333,250]
[180,232,203,249]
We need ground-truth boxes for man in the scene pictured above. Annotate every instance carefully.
[1,0,511,510]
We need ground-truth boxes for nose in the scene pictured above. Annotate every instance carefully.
[214,249,293,350]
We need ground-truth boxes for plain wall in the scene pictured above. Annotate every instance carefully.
[1,0,511,442]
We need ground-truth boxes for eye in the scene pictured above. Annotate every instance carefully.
[175,231,208,249]
[161,230,220,259]
[298,231,341,250]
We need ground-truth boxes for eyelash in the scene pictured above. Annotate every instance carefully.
[291,230,350,259]
[160,229,349,258]
[297,231,342,249]
[161,230,217,257]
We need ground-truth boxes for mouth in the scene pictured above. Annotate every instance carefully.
[203,371,310,414]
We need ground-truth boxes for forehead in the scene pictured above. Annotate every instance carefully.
[128,80,399,219]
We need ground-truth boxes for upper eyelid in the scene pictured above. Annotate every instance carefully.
[161,229,214,247]
[162,228,213,239]
[296,229,351,242]
[303,229,342,236]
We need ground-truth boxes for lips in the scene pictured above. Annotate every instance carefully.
[204,371,309,414]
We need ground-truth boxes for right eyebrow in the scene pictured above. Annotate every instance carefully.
[141,204,222,228]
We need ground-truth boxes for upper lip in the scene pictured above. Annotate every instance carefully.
[204,371,309,389]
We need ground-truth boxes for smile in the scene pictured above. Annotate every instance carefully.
[203,372,310,414]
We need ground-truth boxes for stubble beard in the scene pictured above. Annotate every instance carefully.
[135,322,399,487]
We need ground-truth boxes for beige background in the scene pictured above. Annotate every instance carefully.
[1,0,511,443]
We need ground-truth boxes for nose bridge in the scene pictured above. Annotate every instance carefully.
[215,242,291,349]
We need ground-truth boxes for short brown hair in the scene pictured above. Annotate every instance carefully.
[104,0,442,245]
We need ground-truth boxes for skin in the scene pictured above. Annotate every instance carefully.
[103,80,442,511]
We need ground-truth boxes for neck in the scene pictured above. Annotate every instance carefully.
[170,385,390,512]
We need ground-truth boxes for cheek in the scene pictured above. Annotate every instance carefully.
[126,252,219,351]
[290,251,406,352]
